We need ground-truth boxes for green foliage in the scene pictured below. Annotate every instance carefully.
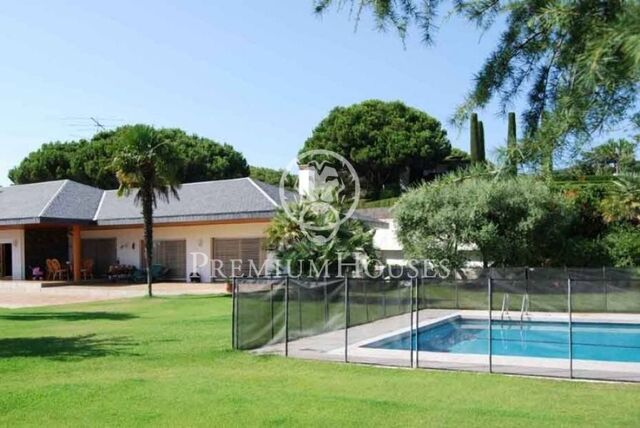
[580,139,638,175]
[477,120,486,163]
[249,166,295,188]
[112,125,183,296]
[358,197,399,209]
[394,175,574,268]
[447,148,470,162]
[553,182,610,239]
[552,181,613,266]
[469,113,479,164]
[441,147,471,172]
[266,188,376,276]
[113,125,182,208]
[506,112,518,175]
[559,237,610,268]
[302,99,451,198]
[315,1,640,171]
[603,225,640,267]
[9,127,249,188]
[600,173,640,224]
[551,178,640,266]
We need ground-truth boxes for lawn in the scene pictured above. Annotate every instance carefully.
[1,295,639,427]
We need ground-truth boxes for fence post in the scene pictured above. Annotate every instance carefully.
[270,280,274,340]
[364,281,369,322]
[344,275,349,363]
[284,275,289,357]
[568,276,573,379]
[416,276,420,368]
[455,282,459,309]
[410,276,414,368]
[232,277,237,349]
[324,280,329,324]
[603,266,608,313]
[298,280,303,337]
[382,282,387,317]
[488,276,493,373]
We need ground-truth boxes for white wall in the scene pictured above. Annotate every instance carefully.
[373,218,484,267]
[372,218,406,265]
[81,222,270,282]
[0,229,25,280]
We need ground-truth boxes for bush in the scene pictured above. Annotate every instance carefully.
[603,226,640,267]
[394,176,575,268]
[553,182,610,239]
[558,237,610,267]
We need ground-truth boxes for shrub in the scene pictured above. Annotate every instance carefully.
[603,226,640,267]
[394,176,575,268]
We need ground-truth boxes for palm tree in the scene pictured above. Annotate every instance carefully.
[601,173,640,224]
[583,139,638,175]
[266,188,376,277]
[112,125,182,297]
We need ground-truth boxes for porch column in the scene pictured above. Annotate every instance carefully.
[72,225,82,282]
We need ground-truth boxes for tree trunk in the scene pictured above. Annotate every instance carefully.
[142,186,154,297]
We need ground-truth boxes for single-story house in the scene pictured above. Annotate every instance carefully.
[0,176,393,282]
[0,177,294,281]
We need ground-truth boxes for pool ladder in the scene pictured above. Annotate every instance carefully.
[500,294,530,321]
[520,294,530,321]
[500,294,511,320]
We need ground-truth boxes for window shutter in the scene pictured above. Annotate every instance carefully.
[213,238,266,278]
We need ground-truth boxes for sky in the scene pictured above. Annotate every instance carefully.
[0,0,526,186]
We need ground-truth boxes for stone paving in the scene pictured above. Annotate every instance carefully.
[0,281,228,308]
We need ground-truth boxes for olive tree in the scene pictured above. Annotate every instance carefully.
[394,174,575,268]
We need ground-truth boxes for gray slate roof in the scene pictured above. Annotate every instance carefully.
[0,180,104,225]
[0,177,385,228]
[95,177,280,226]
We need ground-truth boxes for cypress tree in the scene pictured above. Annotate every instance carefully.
[470,113,479,164]
[478,121,486,163]
[507,112,517,175]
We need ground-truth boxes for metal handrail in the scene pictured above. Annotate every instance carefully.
[500,293,510,320]
[520,293,530,321]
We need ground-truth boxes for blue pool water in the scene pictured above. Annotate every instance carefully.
[364,319,640,362]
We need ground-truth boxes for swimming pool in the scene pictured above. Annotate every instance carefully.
[364,318,640,363]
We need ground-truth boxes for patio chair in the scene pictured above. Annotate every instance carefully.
[81,259,94,280]
[50,259,68,281]
[45,259,55,280]
[150,264,170,280]
[129,264,169,283]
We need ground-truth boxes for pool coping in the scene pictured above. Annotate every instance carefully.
[337,311,640,377]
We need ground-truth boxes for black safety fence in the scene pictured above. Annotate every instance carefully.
[232,268,640,382]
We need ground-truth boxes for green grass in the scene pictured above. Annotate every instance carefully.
[1,296,639,427]
[358,197,400,208]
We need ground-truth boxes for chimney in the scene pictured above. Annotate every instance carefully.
[298,164,317,197]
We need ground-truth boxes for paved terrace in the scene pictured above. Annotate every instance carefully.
[0,280,227,308]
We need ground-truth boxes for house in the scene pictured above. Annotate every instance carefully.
[0,178,290,281]
[0,176,393,282]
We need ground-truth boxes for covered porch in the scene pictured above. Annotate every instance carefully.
[1,223,90,282]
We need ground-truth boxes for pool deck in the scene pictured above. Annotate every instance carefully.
[256,309,640,382]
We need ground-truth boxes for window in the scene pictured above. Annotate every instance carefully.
[212,238,266,278]
[141,240,186,280]
[82,238,117,277]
